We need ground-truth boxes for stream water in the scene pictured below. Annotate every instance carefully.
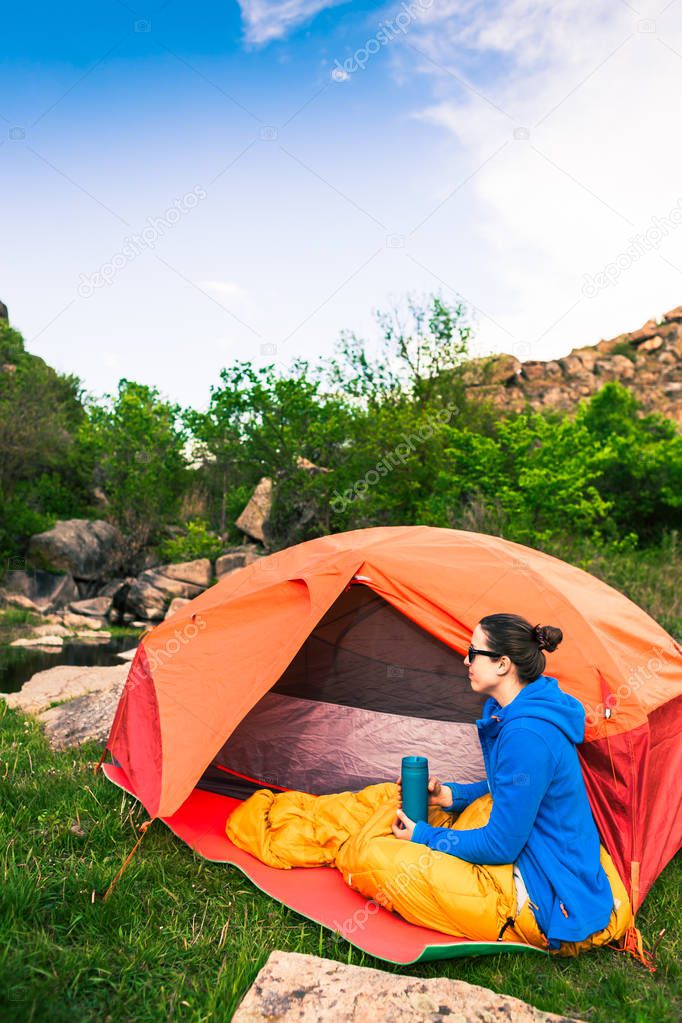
[0,635,138,694]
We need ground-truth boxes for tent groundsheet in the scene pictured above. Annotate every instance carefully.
[103,762,546,964]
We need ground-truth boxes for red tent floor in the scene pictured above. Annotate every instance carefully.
[103,764,546,964]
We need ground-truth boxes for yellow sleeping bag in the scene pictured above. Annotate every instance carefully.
[226,782,632,953]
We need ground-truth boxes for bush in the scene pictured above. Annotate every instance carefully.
[157,520,224,564]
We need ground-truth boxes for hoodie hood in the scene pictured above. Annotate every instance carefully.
[480,675,585,745]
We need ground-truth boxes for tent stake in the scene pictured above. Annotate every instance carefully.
[102,819,155,901]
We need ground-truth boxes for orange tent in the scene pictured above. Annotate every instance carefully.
[103,526,681,962]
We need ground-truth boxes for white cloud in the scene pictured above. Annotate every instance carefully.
[237,0,347,45]
[394,0,682,360]
[198,280,247,299]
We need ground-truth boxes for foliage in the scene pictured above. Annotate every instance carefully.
[158,520,224,564]
[77,379,189,570]
[184,361,353,544]
[0,323,91,563]
[324,292,473,408]
[1,299,680,566]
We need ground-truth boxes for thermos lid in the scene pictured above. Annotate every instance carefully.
[401,755,428,768]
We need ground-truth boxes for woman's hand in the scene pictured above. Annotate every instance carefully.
[395,775,453,808]
[392,808,416,840]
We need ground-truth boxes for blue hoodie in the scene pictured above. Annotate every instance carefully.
[411,675,614,948]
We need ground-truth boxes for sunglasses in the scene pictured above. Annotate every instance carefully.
[467,645,502,663]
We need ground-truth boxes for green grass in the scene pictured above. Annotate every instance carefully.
[0,609,44,627]
[0,705,679,1023]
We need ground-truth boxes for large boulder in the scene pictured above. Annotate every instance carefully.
[125,576,167,621]
[28,519,123,580]
[62,612,103,631]
[215,545,260,579]
[165,596,191,619]
[159,559,211,587]
[1,661,128,750]
[235,477,273,544]
[232,951,578,1023]
[2,661,128,715]
[41,687,123,749]
[0,568,79,614]
[125,562,208,621]
[69,596,113,618]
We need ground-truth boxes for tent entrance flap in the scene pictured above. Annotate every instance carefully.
[201,585,487,797]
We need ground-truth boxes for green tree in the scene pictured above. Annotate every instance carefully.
[576,382,682,544]
[324,293,473,409]
[0,322,85,501]
[79,379,189,567]
[185,361,353,544]
[0,322,90,563]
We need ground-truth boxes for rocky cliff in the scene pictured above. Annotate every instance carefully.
[462,305,682,425]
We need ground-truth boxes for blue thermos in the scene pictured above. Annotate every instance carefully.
[401,755,429,824]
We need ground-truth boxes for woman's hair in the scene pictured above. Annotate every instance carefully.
[479,613,563,684]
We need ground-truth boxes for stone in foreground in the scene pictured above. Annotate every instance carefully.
[3,662,128,715]
[232,951,581,1023]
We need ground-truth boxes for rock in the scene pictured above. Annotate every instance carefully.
[594,356,635,380]
[484,353,522,385]
[97,577,130,598]
[126,567,206,621]
[627,318,660,342]
[3,661,128,716]
[62,612,103,630]
[0,592,41,613]
[638,335,664,353]
[520,360,548,381]
[116,646,138,661]
[215,547,260,578]
[569,346,599,371]
[125,578,166,621]
[460,309,681,425]
[160,559,212,588]
[541,386,571,407]
[28,519,123,580]
[33,624,71,638]
[165,597,191,619]
[235,477,273,544]
[558,354,593,379]
[72,630,112,642]
[10,635,64,648]
[1,569,79,614]
[41,685,124,749]
[69,596,113,618]
[231,950,579,1023]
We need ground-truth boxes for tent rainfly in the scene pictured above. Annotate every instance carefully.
[101,526,682,964]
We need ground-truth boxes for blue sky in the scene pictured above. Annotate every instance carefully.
[3,0,682,408]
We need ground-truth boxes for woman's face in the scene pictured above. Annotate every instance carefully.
[464,623,504,697]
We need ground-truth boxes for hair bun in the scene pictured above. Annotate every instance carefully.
[533,624,563,653]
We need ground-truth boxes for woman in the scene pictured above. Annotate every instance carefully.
[227,612,630,952]
[392,612,617,950]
